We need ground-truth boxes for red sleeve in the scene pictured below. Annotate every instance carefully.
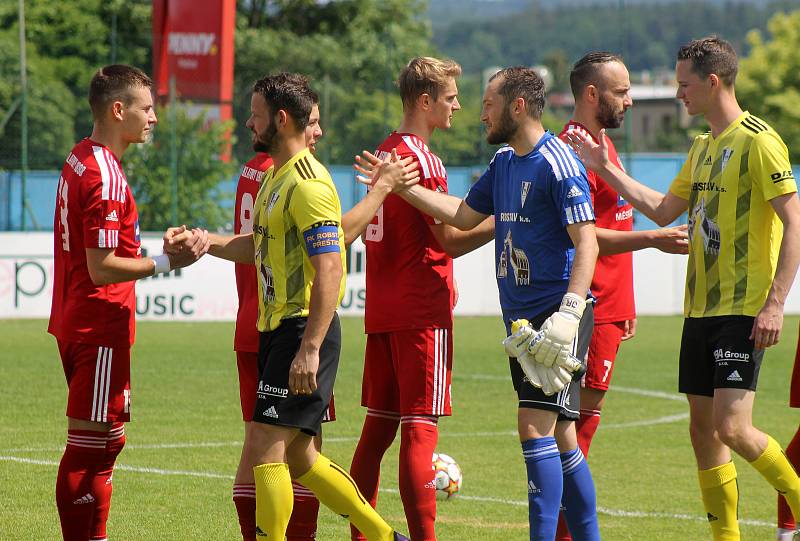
[586,169,598,207]
[80,171,126,249]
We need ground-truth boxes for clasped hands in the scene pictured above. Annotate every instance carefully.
[161,225,211,268]
[502,293,587,395]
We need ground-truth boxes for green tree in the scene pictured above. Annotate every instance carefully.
[737,9,800,163]
[124,105,237,231]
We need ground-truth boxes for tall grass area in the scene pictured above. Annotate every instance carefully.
[1,316,798,540]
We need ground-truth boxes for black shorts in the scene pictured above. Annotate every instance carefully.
[678,316,764,397]
[253,314,341,435]
[508,302,594,420]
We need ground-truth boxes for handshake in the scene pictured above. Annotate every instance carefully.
[502,293,587,396]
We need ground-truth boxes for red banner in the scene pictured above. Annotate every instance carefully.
[152,0,234,109]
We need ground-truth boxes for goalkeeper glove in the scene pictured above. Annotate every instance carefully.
[528,293,586,367]
[503,319,535,359]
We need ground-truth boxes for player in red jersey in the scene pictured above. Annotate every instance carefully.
[349,57,494,541]
[48,65,206,541]
[777,324,800,540]
[555,53,688,541]
[230,96,419,541]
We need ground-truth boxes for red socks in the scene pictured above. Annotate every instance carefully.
[233,481,321,540]
[778,426,800,530]
[56,429,108,541]
[576,408,602,458]
[90,423,125,540]
[233,484,257,541]
[349,410,400,540]
[399,416,439,541]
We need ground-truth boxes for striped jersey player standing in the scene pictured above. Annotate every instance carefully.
[48,65,206,541]
[349,57,494,541]
[568,37,800,541]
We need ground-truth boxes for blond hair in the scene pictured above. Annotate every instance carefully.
[397,57,462,110]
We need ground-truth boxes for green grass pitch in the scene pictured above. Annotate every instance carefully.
[1,316,798,540]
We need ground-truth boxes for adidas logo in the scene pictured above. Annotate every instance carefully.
[105,210,119,222]
[255,526,268,538]
[707,512,718,522]
[727,370,743,382]
[528,480,541,494]
[704,155,713,165]
[73,493,95,505]
[566,185,583,199]
[263,406,279,418]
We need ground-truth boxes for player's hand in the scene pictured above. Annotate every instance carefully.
[528,293,586,367]
[288,345,319,396]
[652,225,689,254]
[565,128,610,172]
[354,148,420,192]
[166,228,209,269]
[621,318,637,341]
[353,150,383,187]
[163,225,188,255]
[517,351,572,396]
[750,300,783,349]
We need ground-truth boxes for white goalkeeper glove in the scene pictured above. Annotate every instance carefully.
[517,351,573,396]
[528,293,586,367]
[503,319,535,359]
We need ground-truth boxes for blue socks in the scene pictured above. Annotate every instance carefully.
[522,437,563,541]
[561,447,600,540]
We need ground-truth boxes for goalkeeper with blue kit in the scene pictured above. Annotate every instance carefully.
[388,66,601,541]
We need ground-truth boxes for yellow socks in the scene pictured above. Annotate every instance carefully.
[750,435,800,520]
[698,461,740,540]
[253,463,293,539]
[297,453,394,541]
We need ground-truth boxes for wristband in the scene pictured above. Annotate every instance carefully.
[152,254,171,276]
[560,292,586,319]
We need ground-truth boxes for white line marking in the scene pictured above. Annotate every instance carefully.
[603,412,689,429]
[0,455,772,528]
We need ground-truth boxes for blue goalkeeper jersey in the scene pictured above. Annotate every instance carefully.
[465,132,595,325]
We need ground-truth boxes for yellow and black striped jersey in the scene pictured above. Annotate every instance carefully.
[669,112,797,317]
[253,148,346,331]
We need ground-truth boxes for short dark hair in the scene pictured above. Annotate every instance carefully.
[569,51,624,98]
[252,72,317,130]
[489,67,545,119]
[677,36,738,86]
[397,57,462,110]
[88,64,153,118]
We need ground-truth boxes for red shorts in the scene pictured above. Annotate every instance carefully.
[362,328,453,416]
[791,330,800,408]
[583,322,626,391]
[235,350,336,422]
[58,340,131,423]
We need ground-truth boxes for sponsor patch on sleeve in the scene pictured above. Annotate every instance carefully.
[303,221,341,256]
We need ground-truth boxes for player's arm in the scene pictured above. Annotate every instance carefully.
[399,184,488,231]
[565,220,599,297]
[204,232,256,263]
[344,151,420,246]
[597,224,688,256]
[429,217,495,258]
[566,129,687,226]
[86,226,207,285]
[751,192,800,349]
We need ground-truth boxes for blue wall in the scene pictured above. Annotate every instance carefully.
[3,157,797,232]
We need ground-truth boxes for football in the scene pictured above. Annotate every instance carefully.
[432,452,462,499]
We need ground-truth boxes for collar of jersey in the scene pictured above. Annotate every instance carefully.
[272,147,313,180]
[511,131,552,160]
[710,111,750,142]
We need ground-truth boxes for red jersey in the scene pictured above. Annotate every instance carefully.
[364,132,454,333]
[48,138,141,348]
[234,153,273,353]
[559,122,635,323]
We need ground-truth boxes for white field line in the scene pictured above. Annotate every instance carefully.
[0,455,771,529]
[1,383,688,453]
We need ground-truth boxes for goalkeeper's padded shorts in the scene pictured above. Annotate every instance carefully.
[508,302,594,420]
